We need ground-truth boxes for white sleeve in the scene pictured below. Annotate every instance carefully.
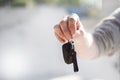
[93,8,120,56]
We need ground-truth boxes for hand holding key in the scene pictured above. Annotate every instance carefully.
[54,13,85,43]
[54,13,86,72]
[54,13,98,59]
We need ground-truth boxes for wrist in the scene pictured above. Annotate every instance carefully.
[73,31,99,59]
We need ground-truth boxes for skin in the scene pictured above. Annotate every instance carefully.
[54,14,80,43]
[54,13,99,59]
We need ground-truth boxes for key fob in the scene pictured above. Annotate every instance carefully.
[62,41,79,72]
[62,42,73,64]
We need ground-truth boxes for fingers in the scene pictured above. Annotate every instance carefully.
[54,24,67,41]
[60,19,72,40]
[68,13,80,36]
[54,13,82,43]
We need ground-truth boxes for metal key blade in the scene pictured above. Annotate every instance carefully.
[70,41,79,72]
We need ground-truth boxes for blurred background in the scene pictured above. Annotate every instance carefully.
[0,0,120,80]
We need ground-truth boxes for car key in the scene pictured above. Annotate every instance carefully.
[71,41,79,72]
[62,41,79,72]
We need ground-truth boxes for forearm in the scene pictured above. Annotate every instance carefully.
[93,8,120,56]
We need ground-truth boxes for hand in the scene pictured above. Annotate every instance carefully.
[54,13,85,43]
[54,13,99,59]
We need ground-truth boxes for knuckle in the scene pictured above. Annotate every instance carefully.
[72,13,79,17]
[63,16,68,21]
[54,24,59,30]
[72,13,79,19]
[60,20,65,25]
[69,13,80,23]
[69,17,75,22]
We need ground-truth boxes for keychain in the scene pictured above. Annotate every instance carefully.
[62,41,79,72]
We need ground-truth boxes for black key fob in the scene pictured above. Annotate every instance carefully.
[62,42,73,64]
[62,41,79,72]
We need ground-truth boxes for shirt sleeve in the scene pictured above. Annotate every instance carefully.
[93,8,120,56]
